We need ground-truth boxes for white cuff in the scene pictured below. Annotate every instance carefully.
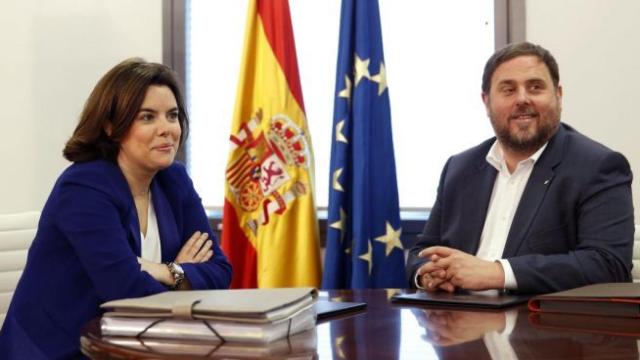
[497,259,518,290]
[414,271,426,289]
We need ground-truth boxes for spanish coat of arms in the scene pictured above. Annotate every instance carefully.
[226,109,312,235]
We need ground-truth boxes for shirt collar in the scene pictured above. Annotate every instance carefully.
[486,140,548,171]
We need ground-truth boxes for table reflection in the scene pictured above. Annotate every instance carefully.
[403,304,639,360]
[408,307,518,360]
[317,290,640,359]
[316,289,404,359]
[413,308,510,346]
[81,289,640,360]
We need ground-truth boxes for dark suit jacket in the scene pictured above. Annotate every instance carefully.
[407,123,634,294]
[0,160,232,359]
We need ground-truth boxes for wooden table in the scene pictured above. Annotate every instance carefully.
[81,289,640,359]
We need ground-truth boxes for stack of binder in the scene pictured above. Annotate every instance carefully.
[101,329,318,358]
[100,287,318,343]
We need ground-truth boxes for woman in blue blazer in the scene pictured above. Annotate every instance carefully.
[0,59,232,359]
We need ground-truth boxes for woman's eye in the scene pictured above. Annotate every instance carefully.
[140,113,154,121]
[168,112,179,121]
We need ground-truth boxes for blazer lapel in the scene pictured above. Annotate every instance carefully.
[150,180,180,262]
[502,125,566,257]
[463,162,498,254]
[127,207,142,256]
[110,163,142,256]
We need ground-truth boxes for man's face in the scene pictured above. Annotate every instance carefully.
[482,55,562,155]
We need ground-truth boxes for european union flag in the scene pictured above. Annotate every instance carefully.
[322,0,405,289]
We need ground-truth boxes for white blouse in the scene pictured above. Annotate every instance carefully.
[140,192,162,263]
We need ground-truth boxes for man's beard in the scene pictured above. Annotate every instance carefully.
[491,105,560,155]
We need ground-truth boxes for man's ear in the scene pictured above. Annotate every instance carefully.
[481,92,491,117]
[556,85,563,113]
[556,84,563,101]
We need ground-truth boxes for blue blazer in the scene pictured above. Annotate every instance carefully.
[0,160,232,359]
[407,123,634,293]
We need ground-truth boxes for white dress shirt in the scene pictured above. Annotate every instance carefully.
[477,140,547,289]
[140,192,162,263]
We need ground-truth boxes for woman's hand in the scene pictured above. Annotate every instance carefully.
[137,231,212,289]
[138,257,173,286]
[175,231,214,264]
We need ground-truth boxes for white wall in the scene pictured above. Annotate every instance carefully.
[526,0,640,222]
[0,0,162,214]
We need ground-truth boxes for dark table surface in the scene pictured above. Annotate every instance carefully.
[81,289,640,359]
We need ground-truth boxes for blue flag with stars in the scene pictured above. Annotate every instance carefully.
[322,0,405,289]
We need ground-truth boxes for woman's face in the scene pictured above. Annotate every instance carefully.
[116,85,182,177]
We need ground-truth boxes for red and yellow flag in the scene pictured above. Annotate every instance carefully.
[221,0,321,288]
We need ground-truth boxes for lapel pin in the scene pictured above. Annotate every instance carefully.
[543,179,550,185]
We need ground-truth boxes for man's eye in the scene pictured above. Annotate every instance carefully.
[529,82,545,92]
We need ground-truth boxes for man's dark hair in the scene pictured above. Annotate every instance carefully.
[63,58,189,162]
[482,42,560,94]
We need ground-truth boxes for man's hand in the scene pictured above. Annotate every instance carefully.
[416,254,456,292]
[417,246,505,291]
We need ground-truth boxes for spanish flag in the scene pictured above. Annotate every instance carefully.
[221,0,321,288]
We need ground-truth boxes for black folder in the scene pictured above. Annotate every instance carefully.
[314,300,367,322]
[391,290,530,309]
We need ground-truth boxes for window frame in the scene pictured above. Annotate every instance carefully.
[162,0,525,246]
[163,0,526,190]
[163,0,526,93]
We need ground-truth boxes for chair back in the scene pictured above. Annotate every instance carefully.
[0,211,39,327]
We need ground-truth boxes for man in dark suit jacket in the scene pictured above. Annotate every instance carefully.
[406,42,634,294]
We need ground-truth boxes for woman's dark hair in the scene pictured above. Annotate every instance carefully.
[63,58,189,162]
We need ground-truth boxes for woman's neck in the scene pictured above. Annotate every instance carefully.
[118,162,155,198]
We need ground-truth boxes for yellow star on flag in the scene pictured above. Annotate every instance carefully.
[374,221,403,256]
[385,289,400,300]
[332,168,344,192]
[338,75,352,102]
[335,336,346,359]
[370,62,388,96]
[330,208,347,242]
[336,120,348,143]
[358,240,373,275]
[354,54,371,86]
